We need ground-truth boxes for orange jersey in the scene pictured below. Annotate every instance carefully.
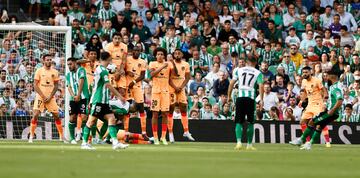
[34,67,59,98]
[105,42,128,68]
[125,57,146,88]
[149,61,171,93]
[169,60,190,92]
[302,77,324,106]
[81,60,100,85]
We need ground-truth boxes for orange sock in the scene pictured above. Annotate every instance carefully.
[76,115,82,131]
[55,119,63,139]
[139,112,146,134]
[30,119,37,138]
[322,126,330,143]
[181,112,189,133]
[124,114,130,132]
[152,124,158,139]
[161,123,167,139]
[167,114,173,133]
[301,123,310,142]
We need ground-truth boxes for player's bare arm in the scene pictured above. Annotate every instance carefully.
[328,98,343,116]
[129,70,145,89]
[34,80,46,100]
[75,77,84,102]
[227,79,236,103]
[106,82,124,101]
[46,81,59,103]
[150,62,168,78]
[178,71,190,93]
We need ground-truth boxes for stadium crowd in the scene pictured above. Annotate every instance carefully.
[0,0,359,123]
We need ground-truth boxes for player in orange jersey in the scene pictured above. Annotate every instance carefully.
[299,66,331,147]
[149,47,171,145]
[29,54,63,143]
[123,46,148,139]
[168,49,194,143]
[117,129,150,144]
[104,33,127,92]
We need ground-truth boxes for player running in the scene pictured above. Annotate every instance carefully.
[123,46,148,138]
[228,57,264,150]
[168,49,194,143]
[289,83,343,150]
[149,47,171,145]
[81,51,128,150]
[297,66,331,147]
[29,54,63,143]
[66,57,90,144]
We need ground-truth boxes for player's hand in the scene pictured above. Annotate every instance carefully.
[44,97,50,103]
[127,71,135,77]
[74,95,80,102]
[175,87,182,93]
[119,69,125,76]
[162,62,168,68]
[327,110,334,116]
[128,82,134,89]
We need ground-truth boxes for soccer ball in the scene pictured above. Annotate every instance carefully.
[107,64,117,74]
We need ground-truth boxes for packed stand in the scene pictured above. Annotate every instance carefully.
[0,0,359,122]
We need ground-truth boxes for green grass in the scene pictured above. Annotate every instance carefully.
[0,141,360,178]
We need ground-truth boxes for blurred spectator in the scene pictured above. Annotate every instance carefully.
[257,82,278,112]
[212,71,229,99]
[55,4,75,26]
[0,87,16,113]
[342,104,359,122]
[200,103,213,120]
[211,104,226,120]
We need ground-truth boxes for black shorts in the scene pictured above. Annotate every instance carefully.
[312,111,339,129]
[69,99,88,115]
[90,103,113,119]
[235,97,256,124]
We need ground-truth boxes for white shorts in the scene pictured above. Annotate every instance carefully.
[29,0,41,4]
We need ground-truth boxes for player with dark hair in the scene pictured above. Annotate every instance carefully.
[81,51,128,150]
[168,49,194,143]
[228,57,264,150]
[29,54,63,143]
[66,57,90,144]
[149,47,171,145]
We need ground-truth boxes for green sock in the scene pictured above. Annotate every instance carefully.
[247,123,254,144]
[108,125,118,140]
[310,130,321,144]
[99,122,108,138]
[68,122,76,141]
[91,125,97,137]
[235,123,243,143]
[301,127,314,143]
[82,126,91,142]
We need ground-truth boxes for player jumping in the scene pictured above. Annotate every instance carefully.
[228,57,264,150]
[168,49,194,143]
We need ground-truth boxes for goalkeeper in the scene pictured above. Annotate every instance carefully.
[290,84,343,150]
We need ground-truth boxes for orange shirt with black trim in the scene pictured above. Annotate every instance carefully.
[149,61,171,93]
[302,77,324,106]
[169,60,190,92]
[105,42,128,68]
[34,67,59,98]
[125,56,146,88]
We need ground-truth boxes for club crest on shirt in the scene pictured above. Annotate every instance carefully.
[138,63,141,68]
[182,66,185,71]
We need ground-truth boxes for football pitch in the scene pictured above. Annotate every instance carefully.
[0,141,360,178]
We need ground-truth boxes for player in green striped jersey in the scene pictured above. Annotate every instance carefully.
[228,57,264,150]
[81,52,128,150]
[290,85,343,150]
[66,58,90,144]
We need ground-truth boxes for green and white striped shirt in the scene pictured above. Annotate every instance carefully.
[278,61,296,78]
[161,36,181,54]
[200,52,213,70]
[101,28,116,41]
[66,67,90,101]
[90,65,110,104]
[342,114,359,122]
[229,42,244,56]
[6,74,20,86]
[68,10,85,21]
[233,66,264,100]
[98,8,116,21]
